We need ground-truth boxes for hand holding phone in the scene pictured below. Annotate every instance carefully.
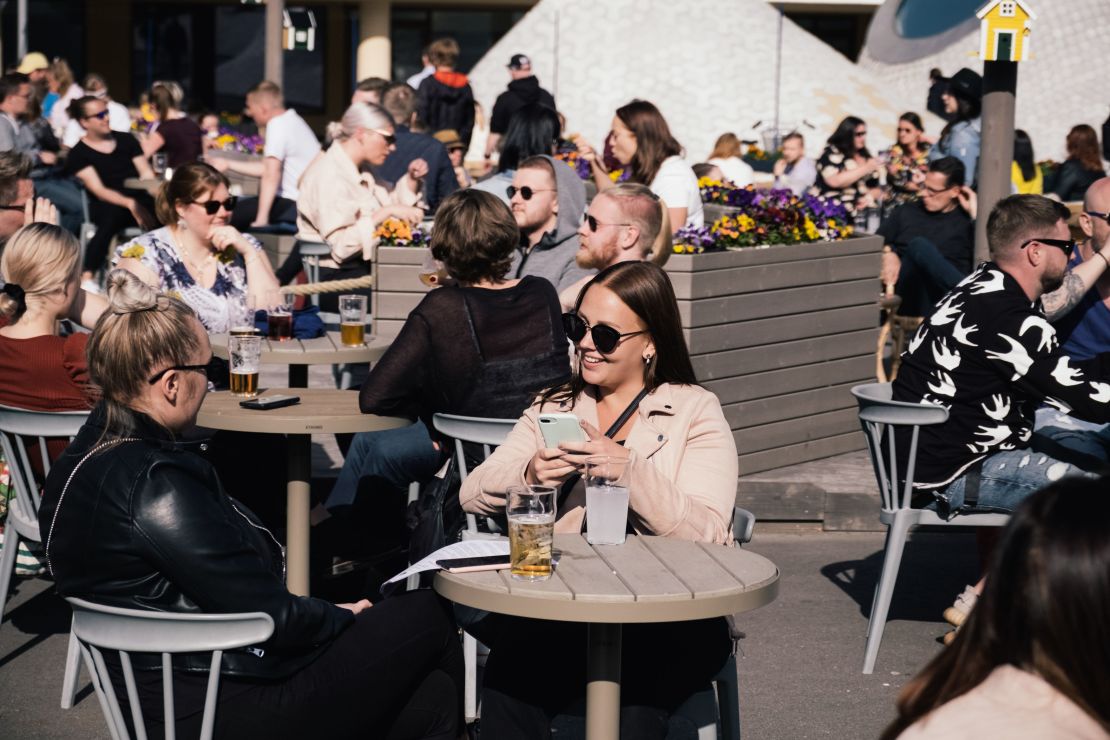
[538,413,587,448]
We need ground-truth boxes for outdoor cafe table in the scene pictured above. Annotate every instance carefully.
[434,533,780,739]
[196,388,408,596]
[209,331,391,387]
[124,171,260,197]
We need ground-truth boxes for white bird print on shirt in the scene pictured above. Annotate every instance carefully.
[932,337,961,371]
[1090,382,1110,403]
[985,335,1034,380]
[907,326,928,355]
[981,394,1011,420]
[927,370,957,397]
[952,314,979,347]
[1043,397,1072,414]
[1050,356,1084,387]
[930,296,963,327]
[974,424,1012,447]
[967,269,1006,294]
[1019,315,1057,353]
[954,264,986,289]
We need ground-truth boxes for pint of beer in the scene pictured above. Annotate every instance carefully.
[507,485,557,581]
[338,294,368,347]
[266,290,294,342]
[228,335,262,398]
[230,326,258,337]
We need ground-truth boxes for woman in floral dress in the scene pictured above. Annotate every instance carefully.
[814,115,883,221]
[114,162,280,333]
[883,112,931,219]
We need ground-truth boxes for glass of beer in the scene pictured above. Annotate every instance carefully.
[228,293,256,336]
[507,485,556,581]
[228,335,261,398]
[267,291,294,342]
[584,456,631,546]
[338,294,367,346]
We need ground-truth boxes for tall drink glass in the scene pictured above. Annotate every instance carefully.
[338,294,367,346]
[585,456,631,545]
[266,291,294,342]
[228,335,262,398]
[508,485,556,581]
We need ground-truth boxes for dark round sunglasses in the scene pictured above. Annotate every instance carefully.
[584,214,631,233]
[193,196,238,215]
[562,312,647,354]
[506,185,556,201]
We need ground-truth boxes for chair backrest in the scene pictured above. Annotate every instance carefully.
[432,413,517,534]
[0,405,89,523]
[851,383,949,512]
[67,597,274,740]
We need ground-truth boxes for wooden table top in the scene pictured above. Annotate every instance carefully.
[435,534,779,624]
[210,331,391,366]
[196,388,410,435]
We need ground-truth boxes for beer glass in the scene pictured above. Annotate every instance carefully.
[338,294,367,346]
[266,291,294,342]
[507,485,556,581]
[228,335,261,398]
[228,293,256,336]
[585,456,631,545]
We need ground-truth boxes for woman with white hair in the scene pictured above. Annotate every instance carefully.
[293,102,427,311]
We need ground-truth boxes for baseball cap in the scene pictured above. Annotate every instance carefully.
[433,129,465,150]
[16,52,49,74]
[507,54,531,70]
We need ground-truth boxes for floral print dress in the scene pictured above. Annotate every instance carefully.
[113,226,262,334]
[883,142,931,218]
[813,144,879,218]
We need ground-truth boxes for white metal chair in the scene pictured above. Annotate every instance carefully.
[295,239,331,309]
[431,412,517,724]
[852,383,1009,674]
[0,405,89,708]
[66,597,273,740]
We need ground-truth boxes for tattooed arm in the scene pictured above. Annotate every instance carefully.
[1042,249,1110,321]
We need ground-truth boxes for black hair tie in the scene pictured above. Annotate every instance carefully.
[1,282,26,311]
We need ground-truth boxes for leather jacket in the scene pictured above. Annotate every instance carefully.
[39,402,353,679]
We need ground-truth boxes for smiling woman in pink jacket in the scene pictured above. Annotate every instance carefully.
[459,261,739,739]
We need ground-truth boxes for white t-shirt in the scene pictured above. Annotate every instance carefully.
[263,109,321,201]
[651,155,703,228]
[708,156,754,187]
[63,100,131,148]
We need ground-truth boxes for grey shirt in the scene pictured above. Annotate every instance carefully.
[0,114,39,158]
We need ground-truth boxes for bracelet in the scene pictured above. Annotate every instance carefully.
[243,253,259,267]
[1098,250,1110,268]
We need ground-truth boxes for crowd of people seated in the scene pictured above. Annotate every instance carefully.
[4,44,1110,740]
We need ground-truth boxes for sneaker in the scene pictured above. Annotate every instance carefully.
[80,279,102,294]
[943,584,978,627]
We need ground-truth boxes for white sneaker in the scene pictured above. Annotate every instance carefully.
[80,279,102,294]
[943,584,978,627]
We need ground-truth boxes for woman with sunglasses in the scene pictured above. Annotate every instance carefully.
[814,115,883,219]
[460,261,737,739]
[295,101,425,312]
[114,161,279,334]
[884,112,931,219]
[64,95,157,289]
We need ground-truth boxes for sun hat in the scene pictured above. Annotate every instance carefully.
[433,129,465,150]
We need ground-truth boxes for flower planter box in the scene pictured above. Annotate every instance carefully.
[664,234,882,474]
[373,246,433,338]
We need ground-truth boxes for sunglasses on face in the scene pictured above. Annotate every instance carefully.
[562,312,647,354]
[371,129,396,146]
[85,110,110,121]
[1085,210,1110,225]
[507,185,556,201]
[0,202,27,212]
[584,214,631,232]
[147,355,220,384]
[1020,237,1076,257]
[193,196,238,215]
[854,130,867,137]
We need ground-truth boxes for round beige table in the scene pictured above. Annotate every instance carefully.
[197,388,408,596]
[435,533,779,739]
[210,331,391,387]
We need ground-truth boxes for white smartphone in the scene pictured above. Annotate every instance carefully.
[538,412,587,448]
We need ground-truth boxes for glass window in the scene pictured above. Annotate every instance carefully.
[895,0,982,39]
[1000,2,1016,17]
[391,8,526,82]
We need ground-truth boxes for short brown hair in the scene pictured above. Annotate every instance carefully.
[155,162,230,225]
[429,190,518,284]
[428,38,460,68]
[381,83,416,125]
[987,194,1071,261]
[0,151,32,205]
[247,80,283,106]
[518,155,556,183]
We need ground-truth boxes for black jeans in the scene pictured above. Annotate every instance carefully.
[230,195,298,231]
[475,614,732,740]
[137,590,463,740]
[894,236,968,316]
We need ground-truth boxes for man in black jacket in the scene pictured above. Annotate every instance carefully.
[485,54,557,161]
[415,37,475,149]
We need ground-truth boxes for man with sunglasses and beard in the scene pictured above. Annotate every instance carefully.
[507,155,593,292]
[893,194,1110,521]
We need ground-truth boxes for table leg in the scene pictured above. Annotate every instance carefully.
[288,364,308,388]
[286,433,311,596]
[586,623,621,740]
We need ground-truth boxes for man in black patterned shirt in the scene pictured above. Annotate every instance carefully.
[893,195,1110,515]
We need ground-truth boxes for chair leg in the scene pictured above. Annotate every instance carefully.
[0,527,21,621]
[862,513,913,674]
[60,626,82,709]
[714,654,741,740]
[464,631,478,722]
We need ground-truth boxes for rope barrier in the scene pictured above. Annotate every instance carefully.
[280,275,375,296]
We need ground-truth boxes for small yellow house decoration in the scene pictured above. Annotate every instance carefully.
[977,0,1035,62]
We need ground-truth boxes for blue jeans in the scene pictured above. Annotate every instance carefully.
[896,236,968,316]
[1032,407,1110,473]
[325,419,442,510]
[32,175,83,237]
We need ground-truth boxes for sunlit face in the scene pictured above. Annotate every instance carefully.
[200,114,219,134]
[781,137,804,164]
[942,92,958,115]
[575,284,654,393]
[920,171,959,213]
[510,166,558,233]
[2,83,31,117]
[897,120,921,148]
[358,126,396,166]
[0,179,32,241]
[79,99,111,134]
[576,195,627,270]
[1036,219,1072,294]
[1083,189,1110,252]
[176,183,233,237]
[610,116,637,166]
[448,147,464,168]
[178,319,213,428]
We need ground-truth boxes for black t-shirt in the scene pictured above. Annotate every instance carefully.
[878,200,974,275]
[64,132,143,193]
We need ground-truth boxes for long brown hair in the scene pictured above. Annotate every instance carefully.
[880,477,1110,739]
[616,100,683,186]
[708,132,742,160]
[540,262,697,408]
[155,162,230,225]
[1066,124,1103,173]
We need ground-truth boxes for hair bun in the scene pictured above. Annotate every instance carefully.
[105,269,168,314]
